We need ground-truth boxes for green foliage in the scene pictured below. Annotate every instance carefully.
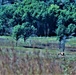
[0,0,76,39]
[48,4,59,14]
[13,22,37,41]
[13,24,22,40]
[66,24,76,35]
[56,25,66,37]
[56,2,76,38]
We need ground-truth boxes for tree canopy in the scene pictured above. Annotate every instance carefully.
[0,0,76,40]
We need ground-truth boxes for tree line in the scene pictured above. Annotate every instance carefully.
[0,0,76,40]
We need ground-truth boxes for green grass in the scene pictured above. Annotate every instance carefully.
[66,37,76,47]
[0,36,76,48]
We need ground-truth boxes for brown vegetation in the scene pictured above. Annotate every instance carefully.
[0,47,76,75]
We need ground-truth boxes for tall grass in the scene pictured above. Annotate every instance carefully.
[0,36,76,75]
[0,47,76,75]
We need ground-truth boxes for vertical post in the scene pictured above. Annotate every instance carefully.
[59,35,66,55]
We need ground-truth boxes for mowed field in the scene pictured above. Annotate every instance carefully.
[0,36,76,75]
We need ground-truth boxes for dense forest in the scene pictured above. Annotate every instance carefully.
[0,0,76,40]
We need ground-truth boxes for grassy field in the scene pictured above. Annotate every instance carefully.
[0,47,76,75]
[0,36,76,75]
[0,36,76,47]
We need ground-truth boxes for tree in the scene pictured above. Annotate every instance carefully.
[13,25,22,41]
[12,22,37,46]
[66,24,76,36]
[0,0,76,38]
[22,22,37,41]
[56,23,76,55]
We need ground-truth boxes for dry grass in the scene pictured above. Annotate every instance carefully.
[0,36,76,75]
[0,47,76,75]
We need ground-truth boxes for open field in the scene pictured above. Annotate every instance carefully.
[0,36,76,51]
[0,36,76,47]
[0,36,76,75]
